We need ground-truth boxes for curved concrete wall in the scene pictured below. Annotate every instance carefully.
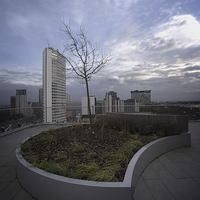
[16,132,191,200]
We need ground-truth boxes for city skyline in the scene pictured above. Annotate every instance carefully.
[1,0,200,105]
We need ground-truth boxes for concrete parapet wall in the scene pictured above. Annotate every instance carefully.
[16,132,191,200]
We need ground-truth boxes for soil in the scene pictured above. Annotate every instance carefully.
[22,124,154,182]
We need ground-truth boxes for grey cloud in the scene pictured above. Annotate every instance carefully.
[136,37,176,54]
[139,44,200,64]
[171,19,187,27]
[99,77,119,86]
[184,72,200,79]
[182,65,200,72]
[2,69,29,75]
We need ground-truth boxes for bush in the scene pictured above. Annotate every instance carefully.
[96,114,182,136]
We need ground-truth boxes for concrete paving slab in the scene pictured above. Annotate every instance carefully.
[185,151,200,162]
[142,165,159,180]
[162,178,200,200]
[0,181,10,192]
[157,155,173,164]
[145,179,175,200]
[187,160,200,169]
[134,177,154,200]
[194,178,200,184]
[0,167,12,178]
[172,147,190,153]
[0,179,21,200]
[175,162,200,177]
[0,152,16,168]
[149,160,175,179]
[0,168,16,182]
[164,152,186,164]
[12,189,33,200]
[4,158,17,167]
[174,152,196,162]
[162,163,190,179]
[0,155,13,168]
[192,140,200,149]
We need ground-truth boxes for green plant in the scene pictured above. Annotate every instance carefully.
[21,141,32,152]
[73,163,100,180]
[30,132,55,144]
[130,134,138,140]
[71,143,84,153]
[83,152,97,160]
[90,163,121,182]
[46,163,66,176]
[55,154,68,163]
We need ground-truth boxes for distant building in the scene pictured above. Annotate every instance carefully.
[82,94,96,118]
[15,89,27,116]
[10,96,16,108]
[131,90,151,105]
[39,88,43,106]
[96,100,104,114]
[66,101,81,120]
[66,93,72,102]
[43,47,66,123]
[10,96,16,115]
[15,89,33,116]
[124,99,139,113]
[103,91,124,113]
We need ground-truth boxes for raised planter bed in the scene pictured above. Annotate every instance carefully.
[16,132,191,200]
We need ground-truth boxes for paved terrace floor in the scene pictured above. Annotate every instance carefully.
[0,122,199,200]
[0,124,68,200]
[134,122,200,200]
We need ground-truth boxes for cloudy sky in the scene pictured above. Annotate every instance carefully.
[1,0,200,105]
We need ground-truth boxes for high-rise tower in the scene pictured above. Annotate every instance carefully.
[43,48,66,123]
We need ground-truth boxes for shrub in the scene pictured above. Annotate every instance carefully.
[73,163,100,180]
[96,114,182,136]
[71,143,84,153]
[46,163,66,176]
[90,164,121,182]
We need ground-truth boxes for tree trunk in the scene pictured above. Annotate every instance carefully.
[85,78,92,134]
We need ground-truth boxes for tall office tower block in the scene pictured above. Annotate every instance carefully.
[43,48,66,123]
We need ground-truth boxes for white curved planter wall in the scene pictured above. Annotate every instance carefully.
[16,132,191,200]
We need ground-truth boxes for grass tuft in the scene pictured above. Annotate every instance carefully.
[73,163,100,180]
[71,143,84,153]
[90,164,121,182]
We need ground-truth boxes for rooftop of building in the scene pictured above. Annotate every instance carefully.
[131,90,151,93]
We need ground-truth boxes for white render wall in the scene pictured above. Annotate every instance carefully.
[43,48,66,123]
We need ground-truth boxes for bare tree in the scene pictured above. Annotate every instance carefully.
[60,21,111,133]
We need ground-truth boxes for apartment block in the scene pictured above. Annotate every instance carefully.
[103,91,124,113]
